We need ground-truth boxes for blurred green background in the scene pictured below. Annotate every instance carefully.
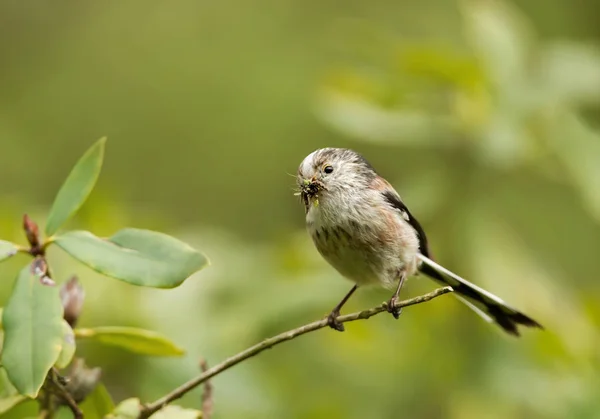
[1,0,600,418]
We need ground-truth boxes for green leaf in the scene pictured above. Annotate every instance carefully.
[0,241,18,263]
[74,327,185,356]
[545,112,600,223]
[538,43,600,105]
[316,89,454,146]
[1,263,64,397]
[149,405,202,419]
[398,45,484,89]
[0,368,17,397]
[0,394,27,414]
[106,397,142,419]
[461,0,531,86]
[55,321,76,369]
[53,228,209,288]
[79,382,115,419]
[45,137,106,236]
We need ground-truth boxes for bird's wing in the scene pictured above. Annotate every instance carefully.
[380,190,431,258]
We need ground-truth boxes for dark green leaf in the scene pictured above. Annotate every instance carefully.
[45,137,106,236]
[1,263,64,397]
[74,327,185,356]
[53,229,209,288]
[0,241,18,263]
[55,320,76,369]
[79,382,115,419]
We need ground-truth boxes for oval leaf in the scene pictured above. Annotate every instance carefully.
[1,263,64,397]
[0,241,18,263]
[106,397,142,419]
[74,327,185,356]
[53,229,209,288]
[150,405,202,419]
[45,137,106,236]
[55,321,76,369]
[79,382,115,419]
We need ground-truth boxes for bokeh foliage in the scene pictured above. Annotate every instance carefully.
[0,139,207,417]
[1,0,599,418]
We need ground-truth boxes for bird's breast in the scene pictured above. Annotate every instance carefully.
[307,203,416,288]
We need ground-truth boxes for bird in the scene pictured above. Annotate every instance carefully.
[295,147,543,336]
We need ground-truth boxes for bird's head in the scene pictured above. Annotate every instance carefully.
[296,148,376,212]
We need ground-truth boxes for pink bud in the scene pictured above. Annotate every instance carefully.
[23,214,40,248]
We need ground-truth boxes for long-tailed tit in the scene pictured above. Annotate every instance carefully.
[296,148,543,336]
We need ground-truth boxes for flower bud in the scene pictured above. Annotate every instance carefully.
[62,359,102,404]
[31,257,55,286]
[60,276,85,327]
[23,214,40,249]
[31,256,47,276]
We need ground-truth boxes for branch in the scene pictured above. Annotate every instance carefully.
[49,369,83,419]
[199,360,213,419]
[139,286,453,418]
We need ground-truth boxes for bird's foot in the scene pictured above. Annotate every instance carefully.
[326,310,345,332]
[386,296,402,319]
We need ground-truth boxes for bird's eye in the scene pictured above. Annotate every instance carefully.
[323,165,334,174]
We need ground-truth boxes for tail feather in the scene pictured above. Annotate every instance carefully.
[417,254,543,337]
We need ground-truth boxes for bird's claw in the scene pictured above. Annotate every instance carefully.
[386,297,402,319]
[326,311,345,332]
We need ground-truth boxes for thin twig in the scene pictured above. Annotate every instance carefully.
[199,360,213,419]
[50,369,83,419]
[139,286,453,418]
[38,380,55,419]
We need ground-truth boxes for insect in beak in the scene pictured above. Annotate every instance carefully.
[294,177,326,212]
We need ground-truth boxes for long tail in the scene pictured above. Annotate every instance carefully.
[417,254,543,337]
